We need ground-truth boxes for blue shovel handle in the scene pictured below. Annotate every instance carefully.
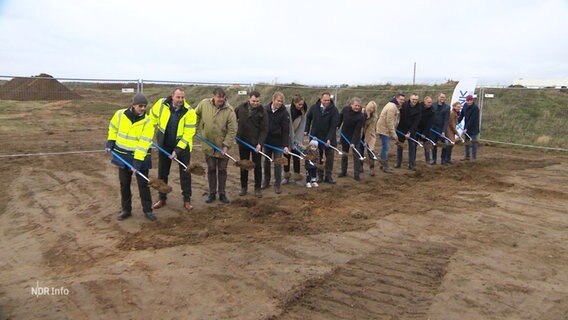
[196,134,223,153]
[339,131,352,145]
[235,136,256,151]
[111,150,149,182]
[264,143,289,153]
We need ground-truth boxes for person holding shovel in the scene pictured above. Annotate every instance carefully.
[105,92,156,221]
[395,93,422,171]
[417,96,435,164]
[304,92,340,184]
[149,87,196,211]
[431,92,450,165]
[444,101,462,164]
[360,101,379,176]
[261,92,290,194]
[235,90,268,198]
[337,97,365,181]
[195,87,237,204]
[376,93,404,172]
[458,94,480,160]
[283,95,308,186]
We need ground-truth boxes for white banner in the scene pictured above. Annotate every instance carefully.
[450,78,477,136]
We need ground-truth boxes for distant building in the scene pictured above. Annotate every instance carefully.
[512,78,568,88]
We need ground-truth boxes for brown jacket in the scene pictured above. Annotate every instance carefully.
[376,102,400,140]
[446,108,460,142]
[363,110,379,149]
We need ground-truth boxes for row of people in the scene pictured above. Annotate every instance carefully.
[106,88,480,221]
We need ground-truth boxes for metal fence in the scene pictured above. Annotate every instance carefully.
[1,75,567,156]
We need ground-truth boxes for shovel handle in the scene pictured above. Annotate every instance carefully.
[415,132,437,146]
[396,130,424,148]
[361,141,378,160]
[153,143,188,170]
[196,134,238,162]
[294,147,306,157]
[237,137,273,162]
[111,151,150,182]
[430,128,455,145]
[339,131,364,157]
[309,134,343,155]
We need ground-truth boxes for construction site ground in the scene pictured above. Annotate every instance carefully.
[0,99,567,319]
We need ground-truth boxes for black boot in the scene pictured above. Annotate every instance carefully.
[206,193,216,203]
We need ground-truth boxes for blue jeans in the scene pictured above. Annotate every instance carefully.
[379,134,390,162]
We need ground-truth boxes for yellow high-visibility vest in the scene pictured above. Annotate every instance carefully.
[107,108,154,161]
[149,99,196,151]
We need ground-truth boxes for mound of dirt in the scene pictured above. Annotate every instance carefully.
[0,73,82,101]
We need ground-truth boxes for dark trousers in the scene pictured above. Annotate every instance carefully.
[263,148,283,187]
[283,149,302,174]
[238,144,262,190]
[157,145,192,201]
[205,155,229,195]
[119,167,152,214]
[359,144,375,169]
[340,143,362,177]
[306,168,317,182]
[317,144,335,179]
[396,139,417,168]
[464,134,479,159]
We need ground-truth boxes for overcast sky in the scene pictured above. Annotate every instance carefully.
[1,0,567,86]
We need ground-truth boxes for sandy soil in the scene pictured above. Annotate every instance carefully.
[1,138,567,319]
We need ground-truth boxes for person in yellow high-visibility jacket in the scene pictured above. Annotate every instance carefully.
[149,87,197,211]
[106,93,156,221]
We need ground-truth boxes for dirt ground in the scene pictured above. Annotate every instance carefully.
[1,136,568,319]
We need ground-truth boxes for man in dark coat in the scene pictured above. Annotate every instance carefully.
[304,92,340,184]
[458,94,480,160]
[235,90,268,198]
[262,92,290,194]
[337,97,365,181]
[395,93,422,170]
[431,92,450,165]
[417,96,434,164]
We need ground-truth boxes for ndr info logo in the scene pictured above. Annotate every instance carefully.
[31,281,70,297]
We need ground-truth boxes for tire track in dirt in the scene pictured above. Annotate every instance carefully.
[270,241,456,320]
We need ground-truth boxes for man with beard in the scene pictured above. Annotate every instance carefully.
[376,93,405,172]
[235,90,268,198]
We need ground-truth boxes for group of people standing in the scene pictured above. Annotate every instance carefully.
[106,88,480,222]
[377,92,480,171]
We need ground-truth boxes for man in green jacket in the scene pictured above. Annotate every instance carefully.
[194,87,237,204]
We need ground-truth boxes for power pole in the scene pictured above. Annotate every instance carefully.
[413,62,416,86]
